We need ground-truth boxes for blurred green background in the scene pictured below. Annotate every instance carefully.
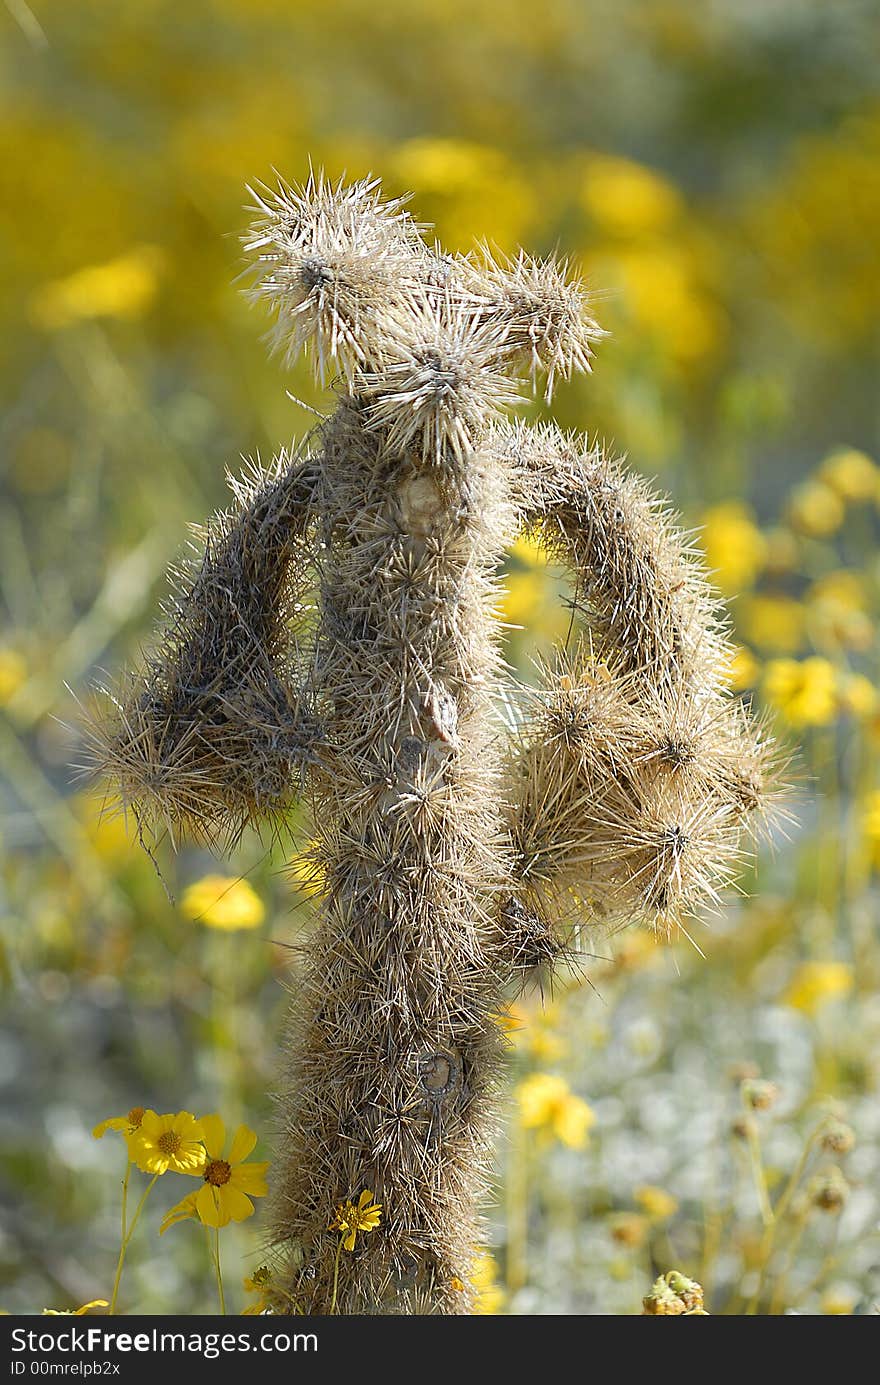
[2,0,880,1315]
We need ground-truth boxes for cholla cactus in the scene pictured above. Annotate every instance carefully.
[90,172,779,1314]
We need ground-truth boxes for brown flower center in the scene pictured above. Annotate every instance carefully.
[127,1107,144,1128]
[204,1159,232,1187]
[157,1130,181,1156]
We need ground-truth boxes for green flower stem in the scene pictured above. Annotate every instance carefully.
[209,1226,226,1315]
[329,1236,344,1316]
[109,1170,159,1315]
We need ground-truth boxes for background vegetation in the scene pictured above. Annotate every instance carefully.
[2,0,879,1314]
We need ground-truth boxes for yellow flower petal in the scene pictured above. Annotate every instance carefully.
[160,1191,199,1235]
[232,1162,269,1197]
[196,1183,226,1228]
[92,1117,127,1139]
[228,1124,258,1165]
[218,1185,255,1223]
[200,1114,226,1161]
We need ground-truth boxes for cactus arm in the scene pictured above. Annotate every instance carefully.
[494,419,778,936]
[89,449,322,844]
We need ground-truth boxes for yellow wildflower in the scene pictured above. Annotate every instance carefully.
[580,154,682,237]
[819,447,880,503]
[93,1106,146,1141]
[192,1117,268,1228]
[471,1251,505,1315]
[43,1301,109,1316]
[783,961,854,1016]
[30,245,163,330]
[129,1110,204,1176]
[635,1185,679,1220]
[0,648,27,705]
[516,1073,595,1149]
[763,657,837,728]
[180,875,265,931]
[739,594,805,654]
[330,1189,382,1251]
[242,1265,275,1315]
[700,501,766,594]
[724,645,760,692]
[787,480,845,538]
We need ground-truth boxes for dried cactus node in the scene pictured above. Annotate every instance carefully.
[87,168,782,1314]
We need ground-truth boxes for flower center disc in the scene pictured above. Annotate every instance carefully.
[127,1107,144,1128]
[205,1159,232,1187]
[157,1130,181,1155]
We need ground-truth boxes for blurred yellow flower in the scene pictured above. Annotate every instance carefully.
[580,154,682,237]
[724,645,760,692]
[471,1251,505,1315]
[635,1185,678,1220]
[30,245,163,330]
[287,843,327,898]
[819,447,880,503]
[391,138,532,250]
[783,961,853,1015]
[763,657,837,727]
[838,673,878,720]
[612,243,722,365]
[330,1189,382,1252]
[787,480,845,538]
[502,569,568,641]
[181,875,265,930]
[508,533,545,567]
[739,594,805,654]
[700,501,766,593]
[130,1110,205,1176]
[0,648,27,705]
[516,1073,595,1148]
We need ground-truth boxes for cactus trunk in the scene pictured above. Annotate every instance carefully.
[274,413,511,1312]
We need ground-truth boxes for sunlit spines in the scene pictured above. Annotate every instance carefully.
[464,248,606,399]
[244,170,427,381]
[359,291,521,469]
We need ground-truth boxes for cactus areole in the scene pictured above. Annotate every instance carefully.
[91,173,777,1313]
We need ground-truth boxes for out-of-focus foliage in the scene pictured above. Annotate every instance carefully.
[2,0,879,1314]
